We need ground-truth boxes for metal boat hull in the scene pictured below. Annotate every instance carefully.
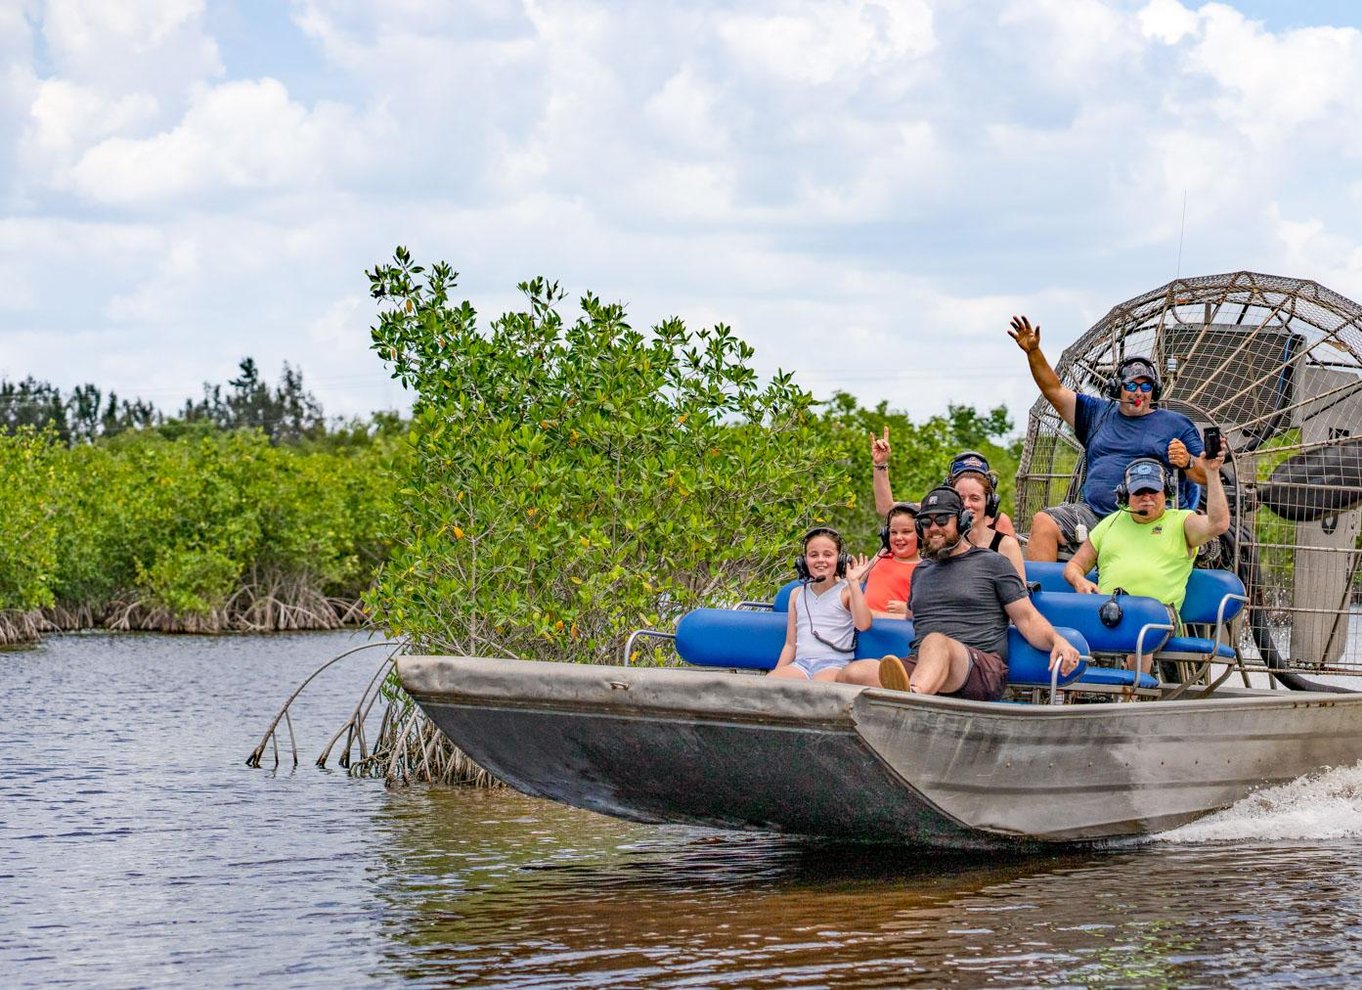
[399,655,1362,848]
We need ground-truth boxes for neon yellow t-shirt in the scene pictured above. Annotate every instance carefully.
[1089,508,1195,611]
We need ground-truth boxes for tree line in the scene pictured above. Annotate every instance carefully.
[0,357,331,445]
[0,363,404,644]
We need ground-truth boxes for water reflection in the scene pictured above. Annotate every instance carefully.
[371,788,1362,988]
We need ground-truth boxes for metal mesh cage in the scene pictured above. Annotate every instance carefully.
[1016,271,1362,675]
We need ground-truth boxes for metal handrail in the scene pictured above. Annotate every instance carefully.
[621,629,675,666]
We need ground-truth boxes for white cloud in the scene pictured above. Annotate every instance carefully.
[26,78,158,156]
[62,78,384,204]
[717,1,936,86]
[41,0,221,89]
[1185,5,1362,147]
[1138,0,1198,43]
[644,64,726,153]
[6,0,1362,426]
[1270,204,1362,295]
[998,0,1143,89]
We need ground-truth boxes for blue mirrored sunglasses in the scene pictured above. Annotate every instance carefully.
[1122,380,1155,393]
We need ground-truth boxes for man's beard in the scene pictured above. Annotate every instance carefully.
[921,532,960,561]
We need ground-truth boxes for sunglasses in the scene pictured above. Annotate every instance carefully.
[1122,380,1155,393]
[920,512,956,529]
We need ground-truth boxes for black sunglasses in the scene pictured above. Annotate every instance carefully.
[920,512,956,529]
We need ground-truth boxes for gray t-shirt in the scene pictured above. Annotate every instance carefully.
[908,547,1027,658]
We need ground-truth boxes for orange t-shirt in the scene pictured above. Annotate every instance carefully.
[863,553,917,612]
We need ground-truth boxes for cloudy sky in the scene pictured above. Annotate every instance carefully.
[5,0,1362,426]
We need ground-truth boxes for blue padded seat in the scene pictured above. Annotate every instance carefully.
[1007,625,1089,688]
[675,608,786,670]
[855,617,914,659]
[771,579,802,612]
[674,609,913,671]
[1023,559,1100,592]
[1179,568,1247,625]
[1029,591,1174,657]
[1024,560,1080,592]
[1162,568,1247,661]
[672,608,1092,694]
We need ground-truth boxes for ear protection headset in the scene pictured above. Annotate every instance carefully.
[914,486,975,540]
[1104,356,1163,401]
[879,503,919,553]
[1099,588,1128,629]
[1114,458,1176,507]
[793,526,849,580]
[947,451,1002,520]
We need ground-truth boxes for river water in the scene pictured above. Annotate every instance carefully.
[5,630,1362,988]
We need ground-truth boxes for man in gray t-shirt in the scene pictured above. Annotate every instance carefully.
[840,486,1079,701]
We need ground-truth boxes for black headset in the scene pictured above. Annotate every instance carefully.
[879,503,919,553]
[793,526,849,580]
[1114,458,1177,507]
[946,450,1001,520]
[914,486,975,540]
[1099,588,1128,628]
[1104,356,1163,401]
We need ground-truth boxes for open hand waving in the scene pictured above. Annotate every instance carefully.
[845,553,874,584]
[1008,315,1042,353]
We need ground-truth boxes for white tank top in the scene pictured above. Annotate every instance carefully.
[793,580,856,660]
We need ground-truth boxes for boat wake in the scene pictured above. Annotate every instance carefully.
[1155,761,1362,843]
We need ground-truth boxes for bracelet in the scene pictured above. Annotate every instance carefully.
[873,464,889,472]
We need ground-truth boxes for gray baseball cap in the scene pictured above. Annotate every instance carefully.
[1124,457,1168,494]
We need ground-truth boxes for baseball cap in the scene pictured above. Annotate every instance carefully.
[1121,358,1159,385]
[948,450,992,481]
[921,486,965,514]
[1124,458,1168,494]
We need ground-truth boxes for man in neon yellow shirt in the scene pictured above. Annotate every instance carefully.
[1064,452,1229,606]
[1063,449,1228,673]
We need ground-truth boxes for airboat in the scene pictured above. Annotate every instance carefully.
[399,271,1362,847]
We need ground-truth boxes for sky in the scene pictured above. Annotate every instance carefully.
[5,0,1362,428]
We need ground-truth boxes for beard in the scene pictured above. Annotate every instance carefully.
[921,530,960,561]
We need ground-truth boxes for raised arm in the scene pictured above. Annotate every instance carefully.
[871,426,895,516]
[1009,315,1077,427]
[842,554,875,631]
[1183,448,1229,548]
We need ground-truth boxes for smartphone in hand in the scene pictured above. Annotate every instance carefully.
[1203,426,1222,459]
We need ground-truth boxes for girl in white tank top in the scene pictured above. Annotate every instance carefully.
[769,528,874,682]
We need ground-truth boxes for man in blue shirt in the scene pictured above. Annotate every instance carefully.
[1009,315,1207,561]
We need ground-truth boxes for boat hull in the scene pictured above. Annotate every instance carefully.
[399,655,1362,847]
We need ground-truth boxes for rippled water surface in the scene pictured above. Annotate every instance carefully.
[5,631,1362,988]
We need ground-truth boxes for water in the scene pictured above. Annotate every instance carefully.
[5,632,1362,988]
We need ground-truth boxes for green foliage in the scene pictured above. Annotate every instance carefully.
[0,427,398,628]
[0,428,61,610]
[366,249,850,661]
[815,393,1020,551]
